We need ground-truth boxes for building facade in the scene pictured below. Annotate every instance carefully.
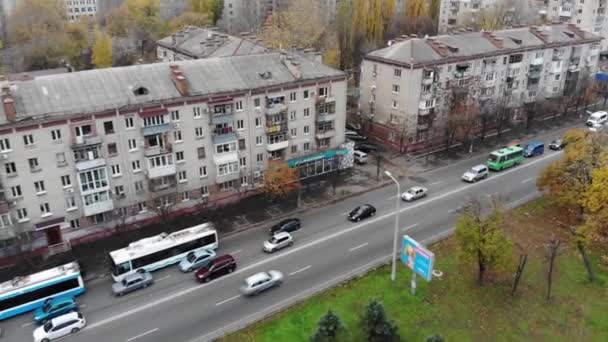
[437,0,500,33]
[360,24,602,152]
[0,52,347,250]
[65,0,98,22]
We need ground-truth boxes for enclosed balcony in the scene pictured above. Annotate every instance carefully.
[71,134,102,149]
[267,133,289,152]
[83,192,114,217]
[266,96,287,115]
[74,146,106,171]
[315,122,336,140]
[316,102,336,122]
[453,64,471,79]
[146,153,176,179]
[528,66,542,80]
[142,123,170,136]
[266,112,288,133]
[558,6,572,17]
[148,175,177,193]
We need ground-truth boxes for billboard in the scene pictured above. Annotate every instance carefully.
[401,235,435,282]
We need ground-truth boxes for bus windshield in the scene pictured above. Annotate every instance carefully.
[488,154,499,162]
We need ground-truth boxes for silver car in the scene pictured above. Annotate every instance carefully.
[239,270,284,296]
[263,232,293,253]
[111,271,154,297]
[401,186,428,202]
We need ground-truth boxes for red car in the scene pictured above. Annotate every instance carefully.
[194,254,237,283]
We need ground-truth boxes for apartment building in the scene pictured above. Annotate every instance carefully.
[360,24,602,152]
[0,52,347,250]
[156,27,268,62]
[438,0,500,33]
[65,0,98,22]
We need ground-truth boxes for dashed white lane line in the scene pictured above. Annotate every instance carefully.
[156,275,171,282]
[228,249,243,255]
[341,211,350,216]
[402,223,419,231]
[126,328,159,342]
[348,242,368,252]
[448,207,461,214]
[21,322,34,327]
[521,178,533,184]
[387,195,399,200]
[288,265,311,276]
[428,181,444,186]
[215,295,241,307]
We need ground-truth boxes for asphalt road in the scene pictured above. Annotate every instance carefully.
[2,126,573,342]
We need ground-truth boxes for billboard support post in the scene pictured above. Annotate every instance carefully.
[401,235,435,296]
[411,273,417,295]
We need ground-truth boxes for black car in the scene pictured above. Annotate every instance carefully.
[348,204,376,222]
[355,142,381,153]
[549,139,567,150]
[346,134,367,142]
[269,218,301,235]
[345,123,362,132]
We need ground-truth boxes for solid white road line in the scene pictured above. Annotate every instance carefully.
[288,265,312,276]
[215,295,241,307]
[348,243,368,252]
[428,181,444,186]
[156,275,171,282]
[402,223,419,231]
[126,328,159,342]
[521,178,533,184]
[21,322,34,327]
[228,249,243,255]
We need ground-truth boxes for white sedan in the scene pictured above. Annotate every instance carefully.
[401,186,428,202]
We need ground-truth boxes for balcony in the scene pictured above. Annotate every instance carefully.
[528,69,542,79]
[420,91,434,101]
[419,107,432,116]
[590,46,600,56]
[417,121,430,130]
[147,164,176,179]
[216,171,240,184]
[76,157,106,171]
[149,177,177,193]
[210,112,234,125]
[316,96,336,106]
[213,151,238,165]
[550,61,562,73]
[267,137,289,152]
[531,57,544,66]
[596,16,605,25]
[211,131,238,145]
[266,103,287,116]
[142,123,170,136]
[213,126,235,136]
[266,122,288,134]
[144,143,173,157]
[527,81,539,91]
[421,71,434,85]
[83,198,114,217]
[483,78,496,87]
[71,135,102,148]
[453,70,472,79]
[568,64,580,72]
[558,6,572,17]
[315,129,336,140]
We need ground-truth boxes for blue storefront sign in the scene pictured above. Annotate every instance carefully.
[595,72,608,82]
[401,235,435,282]
[287,149,348,167]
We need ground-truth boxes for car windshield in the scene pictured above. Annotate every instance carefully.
[407,189,416,195]
[43,321,53,332]
[269,236,279,244]
[186,252,197,263]
[42,302,52,312]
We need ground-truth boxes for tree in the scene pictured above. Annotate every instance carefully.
[353,0,396,43]
[188,0,223,25]
[581,165,608,249]
[311,309,344,341]
[458,3,511,31]
[124,0,169,58]
[406,0,427,18]
[148,193,176,228]
[361,299,399,342]
[169,12,211,32]
[92,28,113,68]
[106,5,131,37]
[336,0,365,70]
[444,84,475,154]
[63,21,91,70]
[455,198,513,286]
[262,161,301,200]
[425,334,445,342]
[429,0,441,23]
[545,237,561,303]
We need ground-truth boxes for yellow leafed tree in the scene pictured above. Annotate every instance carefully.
[92,29,113,68]
[262,161,301,200]
[406,0,427,18]
[353,0,395,43]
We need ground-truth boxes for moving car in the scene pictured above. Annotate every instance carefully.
[549,139,567,150]
[195,254,237,283]
[263,232,294,253]
[269,218,301,235]
[523,141,544,157]
[401,186,428,202]
[586,111,608,127]
[354,150,368,164]
[240,270,284,296]
[33,297,78,324]
[33,311,85,342]
[348,204,376,221]
[462,165,489,183]
[178,249,216,272]
[111,271,154,296]
[354,142,381,153]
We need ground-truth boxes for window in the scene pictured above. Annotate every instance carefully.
[289,92,296,102]
[256,136,263,145]
[254,98,261,108]
[23,134,34,146]
[108,143,118,156]
[137,202,147,213]
[173,130,183,142]
[135,180,144,192]
[11,185,22,198]
[555,74,560,81]
[75,124,92,137]
[181,191,190,202]
[171,110,180,121]
[235,100,243,111]
[303,108,310,117]
[394,69,402,77]
[61,175,71,187]
[114,185,125,197]
[215,142,237,154]
[197,147,206,159]
[28,158,39,172]
[125,117,134,129]
[40,203,51,216]
[70,219,80,229]
[239,157,246,167]
[193,107,202,119]
[392,84,400,93]
[256,153,263,162]
[148,154,174,169]
[304,142,310,151]
[239,139,246,150]
[289,111,296,121]
[219,180,235,191]
[51,129,62,141]
[218,162,239,176]
[237,120,245,130]
[178,170,187,183]
[201,185,209,197]
[392,100,398,109]
[132,160,141,172]
[0,138,10,151]
[303,90,309,99]
[34,181,46,194]
[291,145,298,153]
[255,117,262,127]
[199,166,207,177]
[128,139,137,150]
[103,121,114,134]
[195,127,204,138]
[84,191,110,207]
[56,152,67,166]
[143,115,166,127]
[485,72,495,81]
[318,86,328,97]
[66,197,77,209]
[290,128,297,137]
[5,162,16,176]
[0,213,10,228]
[304,125,310,135]
[17,208,28,221]
[79,168,109,192]
[176,151,184,162]
[111,164,122,176]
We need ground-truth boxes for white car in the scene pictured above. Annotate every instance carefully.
[401,186,428,201]
[462,165,489,183]
[586,111,608,128]
[263,232,294,253]
[33,311,85,342]
[239,270,284,296]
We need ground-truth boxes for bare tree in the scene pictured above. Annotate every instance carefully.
[545,237,562,303]
[148,193,176,228]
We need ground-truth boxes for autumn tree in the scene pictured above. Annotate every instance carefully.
[353,0,396,44]
[63,21,91,70]
[262,161,301,200]
[429,0,441,24]
[336,0,365,70]
[124,0,169,58]
[581,165,608,253]
[361,299,399,342]
[189,0,224,25]
[169,12,211,32]
[455,198,513,286]
[406,0,427,18]
[92,29,113,68]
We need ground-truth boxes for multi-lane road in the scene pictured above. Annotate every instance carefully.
[2,127,573,342]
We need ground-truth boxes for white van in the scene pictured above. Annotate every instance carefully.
[586,111,608,129]
[354,150,368,164]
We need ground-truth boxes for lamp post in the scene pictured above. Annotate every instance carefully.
[385,170,400,281]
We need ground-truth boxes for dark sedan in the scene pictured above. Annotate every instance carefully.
[269,218,301,235]
[355,142,381,153]
[549,139,567,150]
[348,204,376,222]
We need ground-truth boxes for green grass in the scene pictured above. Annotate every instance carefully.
[222,199,608,342]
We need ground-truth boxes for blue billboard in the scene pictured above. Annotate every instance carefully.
[401,235,435,282]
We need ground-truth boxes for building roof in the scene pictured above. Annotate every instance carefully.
[157,27,269,59]
[366,24,602,67]
[6,67,71,82]
[4,52,345,123]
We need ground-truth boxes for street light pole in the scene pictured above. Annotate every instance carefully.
[385,171,400,281]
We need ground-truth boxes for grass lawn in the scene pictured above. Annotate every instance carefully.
[222,198,608,342]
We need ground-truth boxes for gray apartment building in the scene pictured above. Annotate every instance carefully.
[359,24,602,152]
[0,52,347,251]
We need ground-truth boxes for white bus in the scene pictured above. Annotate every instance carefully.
[108,223,218,282]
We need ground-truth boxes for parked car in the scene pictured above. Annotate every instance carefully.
[195,254,237,283]
[239,270,284,296]
[586,111,608,127]
[263,232,294,253]
[354,150,368,164]
[401,186,428,202]
[348,204,376,222]
[523,141,544,157]
[179,249,216,272]
[549,139,567,150]
[111,271,154,296]
[345,123,362,132]
[462,165,489,183]
[355,142,381,153]
[33,297,78,324]
[33,311,85,342]
[269,218,301,235]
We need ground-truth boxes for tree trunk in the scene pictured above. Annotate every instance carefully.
[576,240,595,282]
[546,239,561,303]
[477,250,485,286]
[375,154,382,181]
[511,253,528,296]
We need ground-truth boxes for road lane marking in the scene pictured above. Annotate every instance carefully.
[386,195,398,200]
[349,243,368,252]
[428,181,444,186]
[228,249,243,255]
[448,207,461,214]
[521,178,533,184]
[21,322,34,327]
[215,295,241,306]
[402,223,419,231]
[340,211,350,216]
[126,328,159,342]
[82,150,562,332]
[486,192,499,197]
[288,265,311,276]
[156,275,171,282]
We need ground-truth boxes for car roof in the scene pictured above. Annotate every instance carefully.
[526,141,543,147]
[272,232,291,239]
[124,272,146,281]
[191,248,214,257]
[212,254,234,264]
[591,111,607,116]
[50,311,79,324]
[49,297,74,304]
[471,164,487,170]
[409,186,426,191]
[245,272,270,285]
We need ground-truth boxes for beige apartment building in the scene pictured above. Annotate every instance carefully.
[0,52,347,251]
[359,24,602,151]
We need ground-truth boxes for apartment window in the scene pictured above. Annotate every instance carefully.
[34,181,46,194]
[290,128,297,137]
[104,121,114,134]
[394,69,402,77]
[181,191,190,202]
[199,166,208,177]
[239,157,246,167]
[0,213,10,228]
[485,72,495,81]
[17,208,28,222]
[201,185,209,197]
[176,151,184,162]
[219,180,235,191]
[0,138,10,151]
[143,115,166,127]
[291,145,298,153]
[132,160,141,172]
[303,108,310,117]
[256,153,263,162]
[173,130,183,142]
[392,84,400,93]
[5,162,16,176]
[235,100,243,111]
[318,86,328,97]
[535,52,543,59]
[509,54,523,63]
[195,127,204,138]
[289,111,296,120]
[79,168,109,192]
[134,180,144,193]
[178,170,187,183]
[61,175,72,187]
[108,143,118,156]
[40,203,51,216]
[11,185,22,198]
[218,162,239,176]
[289,92,296,102]
[238,139,246,150]
[303,142,310,151]
[193,107,202,119]
[171,110,180,121]
[255,117,262,127]
[56,152,67,166]
[28,158,39,172]
[23,134,34,146]
[75,124,92,137]
[555,74,560,81]
[392,100,398,109]
[125,117,134,128]
[304,125,310,135]
[303,90,309,99]
[51,129,62,141]
[254,98,261,108]
[126,139,136,151]
[197,147,206,159]
[66,196,77,209]
[148,154,174,169]
[114,185,125,197]
[237,119,245,130]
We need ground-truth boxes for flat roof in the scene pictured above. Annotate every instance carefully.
[491,146,524,155]
[0,262,80,296]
